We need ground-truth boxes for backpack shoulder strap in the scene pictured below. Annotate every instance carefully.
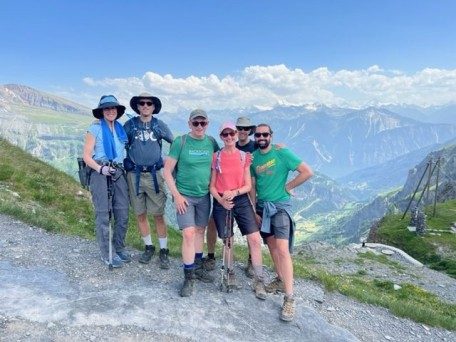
[125,116,139,149]
[151,117,163,149]
[215,150,222,173]
[177,134,187,161]
[207,135,218,151]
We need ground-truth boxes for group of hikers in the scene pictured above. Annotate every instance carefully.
[82,93,313,322]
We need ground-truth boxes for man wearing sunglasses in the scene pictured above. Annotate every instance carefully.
[124,92,174,269]
[250,123,313,322]
[163,109,220,297]
[235,116,257,153]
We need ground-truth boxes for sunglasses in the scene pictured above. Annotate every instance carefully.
[236,126,251,132]
[139,101,153,107]
[254,132,271,138]
[191,121,208,127]
[220,131,236,138]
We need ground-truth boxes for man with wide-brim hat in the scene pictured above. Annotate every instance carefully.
[130,93,162,114]
[235,117,256,153]
[123,92,173,269]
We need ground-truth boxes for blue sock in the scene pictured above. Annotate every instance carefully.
[184,263,194,270]
[195,252,203,261]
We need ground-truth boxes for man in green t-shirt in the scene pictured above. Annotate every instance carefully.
[250,123,313,322]
[163,109,219,297]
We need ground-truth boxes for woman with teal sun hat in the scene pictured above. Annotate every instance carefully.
[83,95,130,269]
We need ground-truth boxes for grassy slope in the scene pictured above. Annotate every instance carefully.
[0,138,182,255]
[0,138,455,330]
[374,201,456,278]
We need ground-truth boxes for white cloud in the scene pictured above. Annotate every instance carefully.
[80,65,456,111]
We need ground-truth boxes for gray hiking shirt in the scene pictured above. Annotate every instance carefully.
[124,116,173,166]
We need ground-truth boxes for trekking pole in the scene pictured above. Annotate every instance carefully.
[220,209,233,292]
[107,164,114,271]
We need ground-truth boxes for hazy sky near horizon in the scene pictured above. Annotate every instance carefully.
[1,0,455,110]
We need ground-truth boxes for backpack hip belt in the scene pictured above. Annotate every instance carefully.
[125,158,164,195]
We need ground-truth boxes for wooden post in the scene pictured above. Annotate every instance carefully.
[433,157,441,217]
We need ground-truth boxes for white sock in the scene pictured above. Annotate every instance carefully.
[142,234,152,246]
[159,237,168,249]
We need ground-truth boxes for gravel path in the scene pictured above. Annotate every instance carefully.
[0,214,454,341]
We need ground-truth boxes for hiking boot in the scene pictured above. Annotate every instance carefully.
[253,278,267,300]
[139,245,155,264]
[116,250,131,263]
[265,276,285,294]
[180,268,195,297]
[245,258,255,278]
[280,296,295,322]
[227,269,238,288]
[101,254,123,268]
[202,256,216,271]
[194,259,215,283]
[159,248,170,269]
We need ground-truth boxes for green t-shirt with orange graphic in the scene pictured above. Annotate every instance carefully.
[250,147,301,202]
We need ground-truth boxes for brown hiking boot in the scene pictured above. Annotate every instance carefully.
[202,257,216,271]
[180,268,195,297]
[245,258,255,278]
[280,296,295,322]
[195,259,215,283]
[253,278,267,300]
[265,276,284,294]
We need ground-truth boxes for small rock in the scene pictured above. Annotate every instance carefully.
[47,322,55,329]
[384,335,393,341]
[381,249,395,256]
[326,306,336,312]
[393,284,402,291]
[422,324,429,331]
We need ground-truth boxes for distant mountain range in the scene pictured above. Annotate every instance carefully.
[0,84,90,114]
[382,104,456,125]
[338,137,456,200]
[163,105,456,178]
[0,84,92,175]
[312,142,456,245]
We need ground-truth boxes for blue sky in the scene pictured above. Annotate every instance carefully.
[1,0,455,110]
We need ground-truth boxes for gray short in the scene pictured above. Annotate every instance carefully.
[176,194,211,230]
[256,208,291,240]
[127,171,167,216]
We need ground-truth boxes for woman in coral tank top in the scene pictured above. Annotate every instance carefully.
[209,122,267,299]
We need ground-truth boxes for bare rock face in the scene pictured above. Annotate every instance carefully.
[0,84,89,114]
